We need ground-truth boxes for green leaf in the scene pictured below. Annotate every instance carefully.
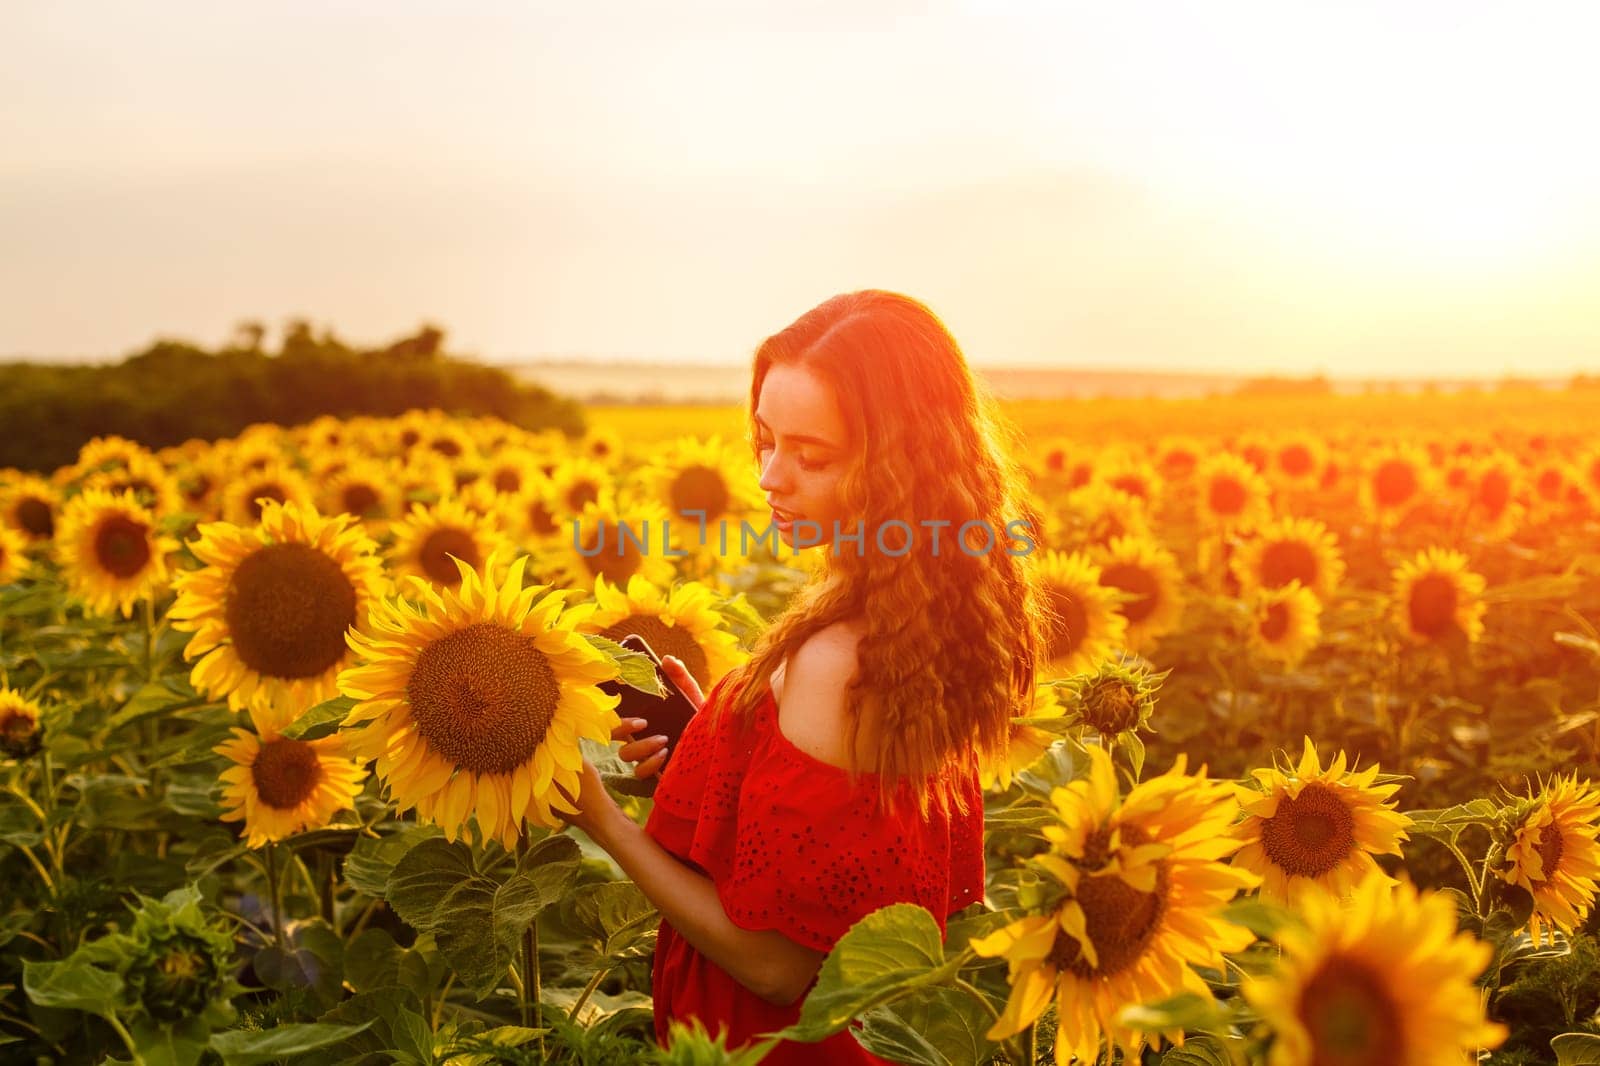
[1117,992,1223,1033]
[22,957,123,1015]
[562,880,660,963]
[210,1021,375,1065]
[491,835,582,954]
[584,634,664,695]
[343,825,441,898]
[1553,1033,1600,1066]
[779,904,958,1044]
[107,678,207,732]
[981,805,1056,832]
[253,921,345,1009]
[343,929,403,994]
[280,695,357,741]
[1219,898,1292,940]
[385,838,479,930]
[130,1016,211,1066]
[856,985,998,1066]
[1158,1034,1237,1066]
[1406,799,1503,842]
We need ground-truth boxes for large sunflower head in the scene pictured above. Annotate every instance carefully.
[1095,454,1162,508]
[481,446,547,498]
[1230,516,1346,601]
[570,573,746,692]
[1499,773,1600,945]
[544,496,679,594]
[1,474,60,543]
[1247,581,1323,669]
[0,687,44,761]
[0,522,29,584]
[1035,549,1127,680]
[1091,535,1187,654]
[1154,436,1202,482]
[387,498,513,592]
[1390,547,1487,646]
[972,745,1259,1064]
[509,481,565,545]
[1243,872,1506,1066]
[55,488,181,619]
[338,550,622,848]
[1232,738,1411,906]
[215,728,367,847]
[1196,452,1272,531]
[221,461,317,527]
[169,500,387,735]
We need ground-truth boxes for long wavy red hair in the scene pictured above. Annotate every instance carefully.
[719,290,1048,816]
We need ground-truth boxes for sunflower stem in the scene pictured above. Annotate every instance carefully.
[517,835,544,1057]
[567,965,610,1023]
[264,842,285,952]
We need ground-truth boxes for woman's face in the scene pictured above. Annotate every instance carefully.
[754,363,851,548]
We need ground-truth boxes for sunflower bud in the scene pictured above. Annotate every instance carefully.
[1062,658,1164,737]
[117,886,239,1025]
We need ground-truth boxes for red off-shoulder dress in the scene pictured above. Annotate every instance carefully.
[644,670,986,1064]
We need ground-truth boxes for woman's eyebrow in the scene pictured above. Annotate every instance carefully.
[753,413,838,450]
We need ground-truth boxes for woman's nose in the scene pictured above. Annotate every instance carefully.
[757,453,788,493]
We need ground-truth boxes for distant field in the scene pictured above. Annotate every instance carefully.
[586,386,1600,447]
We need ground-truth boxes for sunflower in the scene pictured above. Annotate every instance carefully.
[549,456,619,517]
[1242,872,1506,1066]
[1231,516,1345,601]
[1058,482,1153,552]
[71,434,152,479]
[81,451,186,517]
[1058,657,1161,737]
[1361,444,1432,526]
[1034,550,1127,680]
[632,436,764,572]
[580,425,624,465]
[214,728,367,846]
[509,481,565,546]
[0,523,28,584]
[0,687,43,760]
[55,489,180,619]
[980,682,1067,793]
[570,573,745,691]
[1154,437,1202,482]
[1246,582,1322,669]
[169,500,387,735]
[973,745,1259,1064]
[1095,454,1161,508]
[174,454,227,520]
[1578,445,1600,509]
[1390,547,1487,646]
[1,474,59,543]
[1232,738,1411,906]
[387,498,513,592]
[1092,536,1186,654]
[481,446,548,498]
[221,461,317,526]
[338,551,622,848]
[1461,451,1523,540]
[1196,453,1271,531]
[543,496,678,594]
[1499,773,1600,946]
[318,457,402,524]
[392,453,457,507]
[1030,437,1095,491]
[1271,433,1327,491]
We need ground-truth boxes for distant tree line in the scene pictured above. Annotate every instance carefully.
[0,320,586,472]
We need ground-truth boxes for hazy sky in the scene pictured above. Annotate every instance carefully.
[4,1,1599,377]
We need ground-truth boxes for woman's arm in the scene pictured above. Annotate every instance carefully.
[572,766,827,1006]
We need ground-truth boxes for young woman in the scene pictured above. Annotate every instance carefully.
[561,290,1047,1063]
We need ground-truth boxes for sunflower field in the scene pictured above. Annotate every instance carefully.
[2,392,1600,1066]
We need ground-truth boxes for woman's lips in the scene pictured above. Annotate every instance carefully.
[770,506,803,527]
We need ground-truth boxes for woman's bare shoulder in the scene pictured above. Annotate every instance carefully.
[775,620,880,771]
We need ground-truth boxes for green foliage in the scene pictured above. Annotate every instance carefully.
[0,322,584,471]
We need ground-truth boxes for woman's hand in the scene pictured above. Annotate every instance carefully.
[611,656,706,780]
[555,758,622,844]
